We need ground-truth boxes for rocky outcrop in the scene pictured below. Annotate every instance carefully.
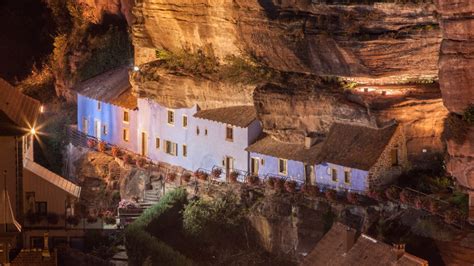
[435,0,474,114]
[77,0,135,25]
[132,1,441,78]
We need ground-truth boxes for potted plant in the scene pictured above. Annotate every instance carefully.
[97,141,107,152]
[167,172,177,182]
[346,192,358,204]
[385,187,400,201]
[103,211,116,225]
[325,189,337,202]
[87,138,97,149]
[284,180,297,193]
[274,178,284,192]
[181,172,191,183]
[66,215,80,226]
[136,158,146,168]
[47,212,59,225]
[229,171,239,183]
[247,175,259,186]
[111,146,121,157]
[211,168,222,178]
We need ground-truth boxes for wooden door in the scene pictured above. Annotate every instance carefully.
[141,132,147,156]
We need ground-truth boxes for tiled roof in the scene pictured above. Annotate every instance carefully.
[193,105,257,128]
[11,249,56,266]
[0,78,41,134]
[246,134,323,164]
[0,190,21,232]
[24,159,81,198]
[316,122,399,170]
[74,66,137,110]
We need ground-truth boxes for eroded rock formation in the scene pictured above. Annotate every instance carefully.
[77,0,134,25]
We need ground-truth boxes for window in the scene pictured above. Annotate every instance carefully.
[261,159,265,166]
[205,129,208,136]
[196,126,200,135]
[123,128,129,142]
[183,145,187,157]
[344,170,351,184]
[331,168,338,182]
[165,140,178,156]
[226,125,233,141]
[156,137,160,149]
[251,157,259,175]
[35,202,47,216]
[82,117,88,134]
[97,101,101,111]
[391,147,399,166]
[167,110,175,125]
[102,124,108,136]
[278,159,287,175]
[123,111,129,123]
[182,115,188,128]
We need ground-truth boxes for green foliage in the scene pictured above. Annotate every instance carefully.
[448,191,468,216]
[17,63,55,103]
[155,48,219,75]
[125,188,192,266]
[44,0,73,34]
[182,195,243,239]
[462,105,474,124]
[220,55,275,84]
[77,26,132,81]
[84,231,123,260]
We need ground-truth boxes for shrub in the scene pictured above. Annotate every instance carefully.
[463,104,474,124]
[399,189,414,205]
[119,199,140,210]
[66,215,80,226]
[103,211,116,225]
[136,158,146,168]
[211,168,222,178]
[122,154,132,164]
[47,212,59,224]
[426,198,439,214]
[346,192,359,204]
[284,180,297,193]
[125,188,191,266]
[325,189,337,202]
[443,210,459,224]
[111,146,121,157]
[181,172,191,183]
[229,171,239,183]
[97,141,106,152]
[86,215,98,224]
[274,178,284,193]
[413,196,424,210]
[385,187,400,201]
[266,177,275,189]
[368,190,385,201]
[247,175,259,185]
[87,138,97,148]
[301,184,320,197]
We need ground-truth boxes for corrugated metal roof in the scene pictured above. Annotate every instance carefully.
[0,78,41,131]
[74,66,137,110]
[24,159,81,198]
[194,105,257,128]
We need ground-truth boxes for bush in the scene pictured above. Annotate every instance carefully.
[119,199,140,210]
[97,141,106,152]
[125,188,191,266]
[463,105,474,124]
[122,154,132,164]
[413,196,424,210]
[136,158,146,168]
[443,210,459,224]
[301,184,320,197]
[111,146,121,157]
[66,215,80,226]
[346,192,359,204]
[181,172,191,183]
[211,168,222,178]
[167,172,177,182]
[47,212,59,224]
[87,138,97,148]
[247,175,259,185]
[266,177,275,189]
[87,215,98,224]
[325,189,337,202]
[368,190,385,201]
[385,187,400,201]
[284,180,297,193]
[273,178,284,193]
[229,171,239,183]
[399,189,414,205]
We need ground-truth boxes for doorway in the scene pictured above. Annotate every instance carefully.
[305,165,315,185]
[225,156,234,177]
[250,157,259,175]
[141,132,147,156]
[94,120,101,140]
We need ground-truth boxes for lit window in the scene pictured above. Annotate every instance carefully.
[123,111,129,123]
[102,124,108,135]
[123,128,129,142]
[156,137,160,149]
[97,101,101,111]
[278,159,287,175]
[165,140,177,156]
[183,145,187,157]
[344,170,351,184]
[167,110,175,125]
[331,168,338,182]
[196,126,200,135]
[226,125,233,141]
[182,115,188,128]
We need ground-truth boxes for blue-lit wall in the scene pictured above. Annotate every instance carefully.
[249,152,306,182]
[137,98,197,170]
[77,94,138,152]
[191,119,262,173]
[315,162,368,192]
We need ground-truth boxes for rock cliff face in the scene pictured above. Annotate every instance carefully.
[132,0,441,78]
[435,0,474,194]
[77,0,134,25]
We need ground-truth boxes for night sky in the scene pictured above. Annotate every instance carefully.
[0,0,55,82]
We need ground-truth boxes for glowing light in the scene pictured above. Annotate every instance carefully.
[30,128,36,135]
[40,105,44,113]
[133,66,140,72]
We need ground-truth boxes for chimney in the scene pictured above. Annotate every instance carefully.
[344,227,356,252]
[392,243,405,260]
[41,232,51,259]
